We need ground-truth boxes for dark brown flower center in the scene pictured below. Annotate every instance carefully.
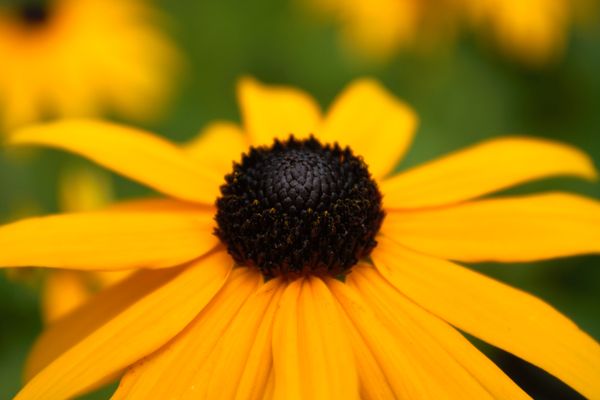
[215,136,384,279]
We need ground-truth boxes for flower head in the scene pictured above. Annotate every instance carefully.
[0,0,182,131]
[1,77,600,399]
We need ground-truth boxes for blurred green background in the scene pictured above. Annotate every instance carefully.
[1,0,599,398]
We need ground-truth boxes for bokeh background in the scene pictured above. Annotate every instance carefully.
[0,0,599,398]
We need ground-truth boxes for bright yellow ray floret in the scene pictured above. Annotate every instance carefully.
[0,77,598,399]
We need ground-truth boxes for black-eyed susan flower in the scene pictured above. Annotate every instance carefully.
[0,0,181,131]
[1,77,600,399]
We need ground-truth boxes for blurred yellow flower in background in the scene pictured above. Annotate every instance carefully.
[0,78,598,399]
[307,0,457,61]
[306,0,593,65]
[57,165,113,214]
[459,0,578,66]
[0,0,182,132]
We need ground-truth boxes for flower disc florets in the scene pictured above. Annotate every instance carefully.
[215,136,384,279]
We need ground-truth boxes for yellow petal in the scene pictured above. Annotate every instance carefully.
[262,370,276,400]
[237,77,322,146]
[108,197,213,214]
[372,238,600,399]
[348,264,530,400]
[333,274,500,399]
[304,277,359,400]
[339,310,395,400]
[19,251,231,400]
[184,121,249,178]
[26,268,178,382]
[381,137,597,209]
[206,278,285,400]
[107,197,216,215]
[42,271,91,325]
[271,279,302,400]
[319,78,418,179]
[327,278,437,398]
[382,192,600,262]
[112,267,262,400]
[0,210,218,270]
[272,277,359,400]
[9,119,222,204]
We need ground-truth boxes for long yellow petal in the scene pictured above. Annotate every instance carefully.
[338,310,395,400]
[307,277,359,400]
[0,210,218,270]
[333,275,499,399]
[381,137,597,209]
[328,278,439,399]
[372,238,600,399]
[107,197,213,214]
[184,121,249,179]
[19,250,231,400]
[9,119,222,204]
[262,370,276,400]
[382,192,600,262]
[237,77,322,147]
[319,78,418,179]
[232,299,279,400]
[112,267,262,400]
[272,278,359,400]
[26,269,180,382]
[271,279,302,400]
[349,264,530,400]
[206,278,285,400]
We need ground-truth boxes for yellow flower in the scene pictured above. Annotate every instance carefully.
[0,0,181,131]
[458,0,573,66]
[1,77,600,399]
[307,0,456,61]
